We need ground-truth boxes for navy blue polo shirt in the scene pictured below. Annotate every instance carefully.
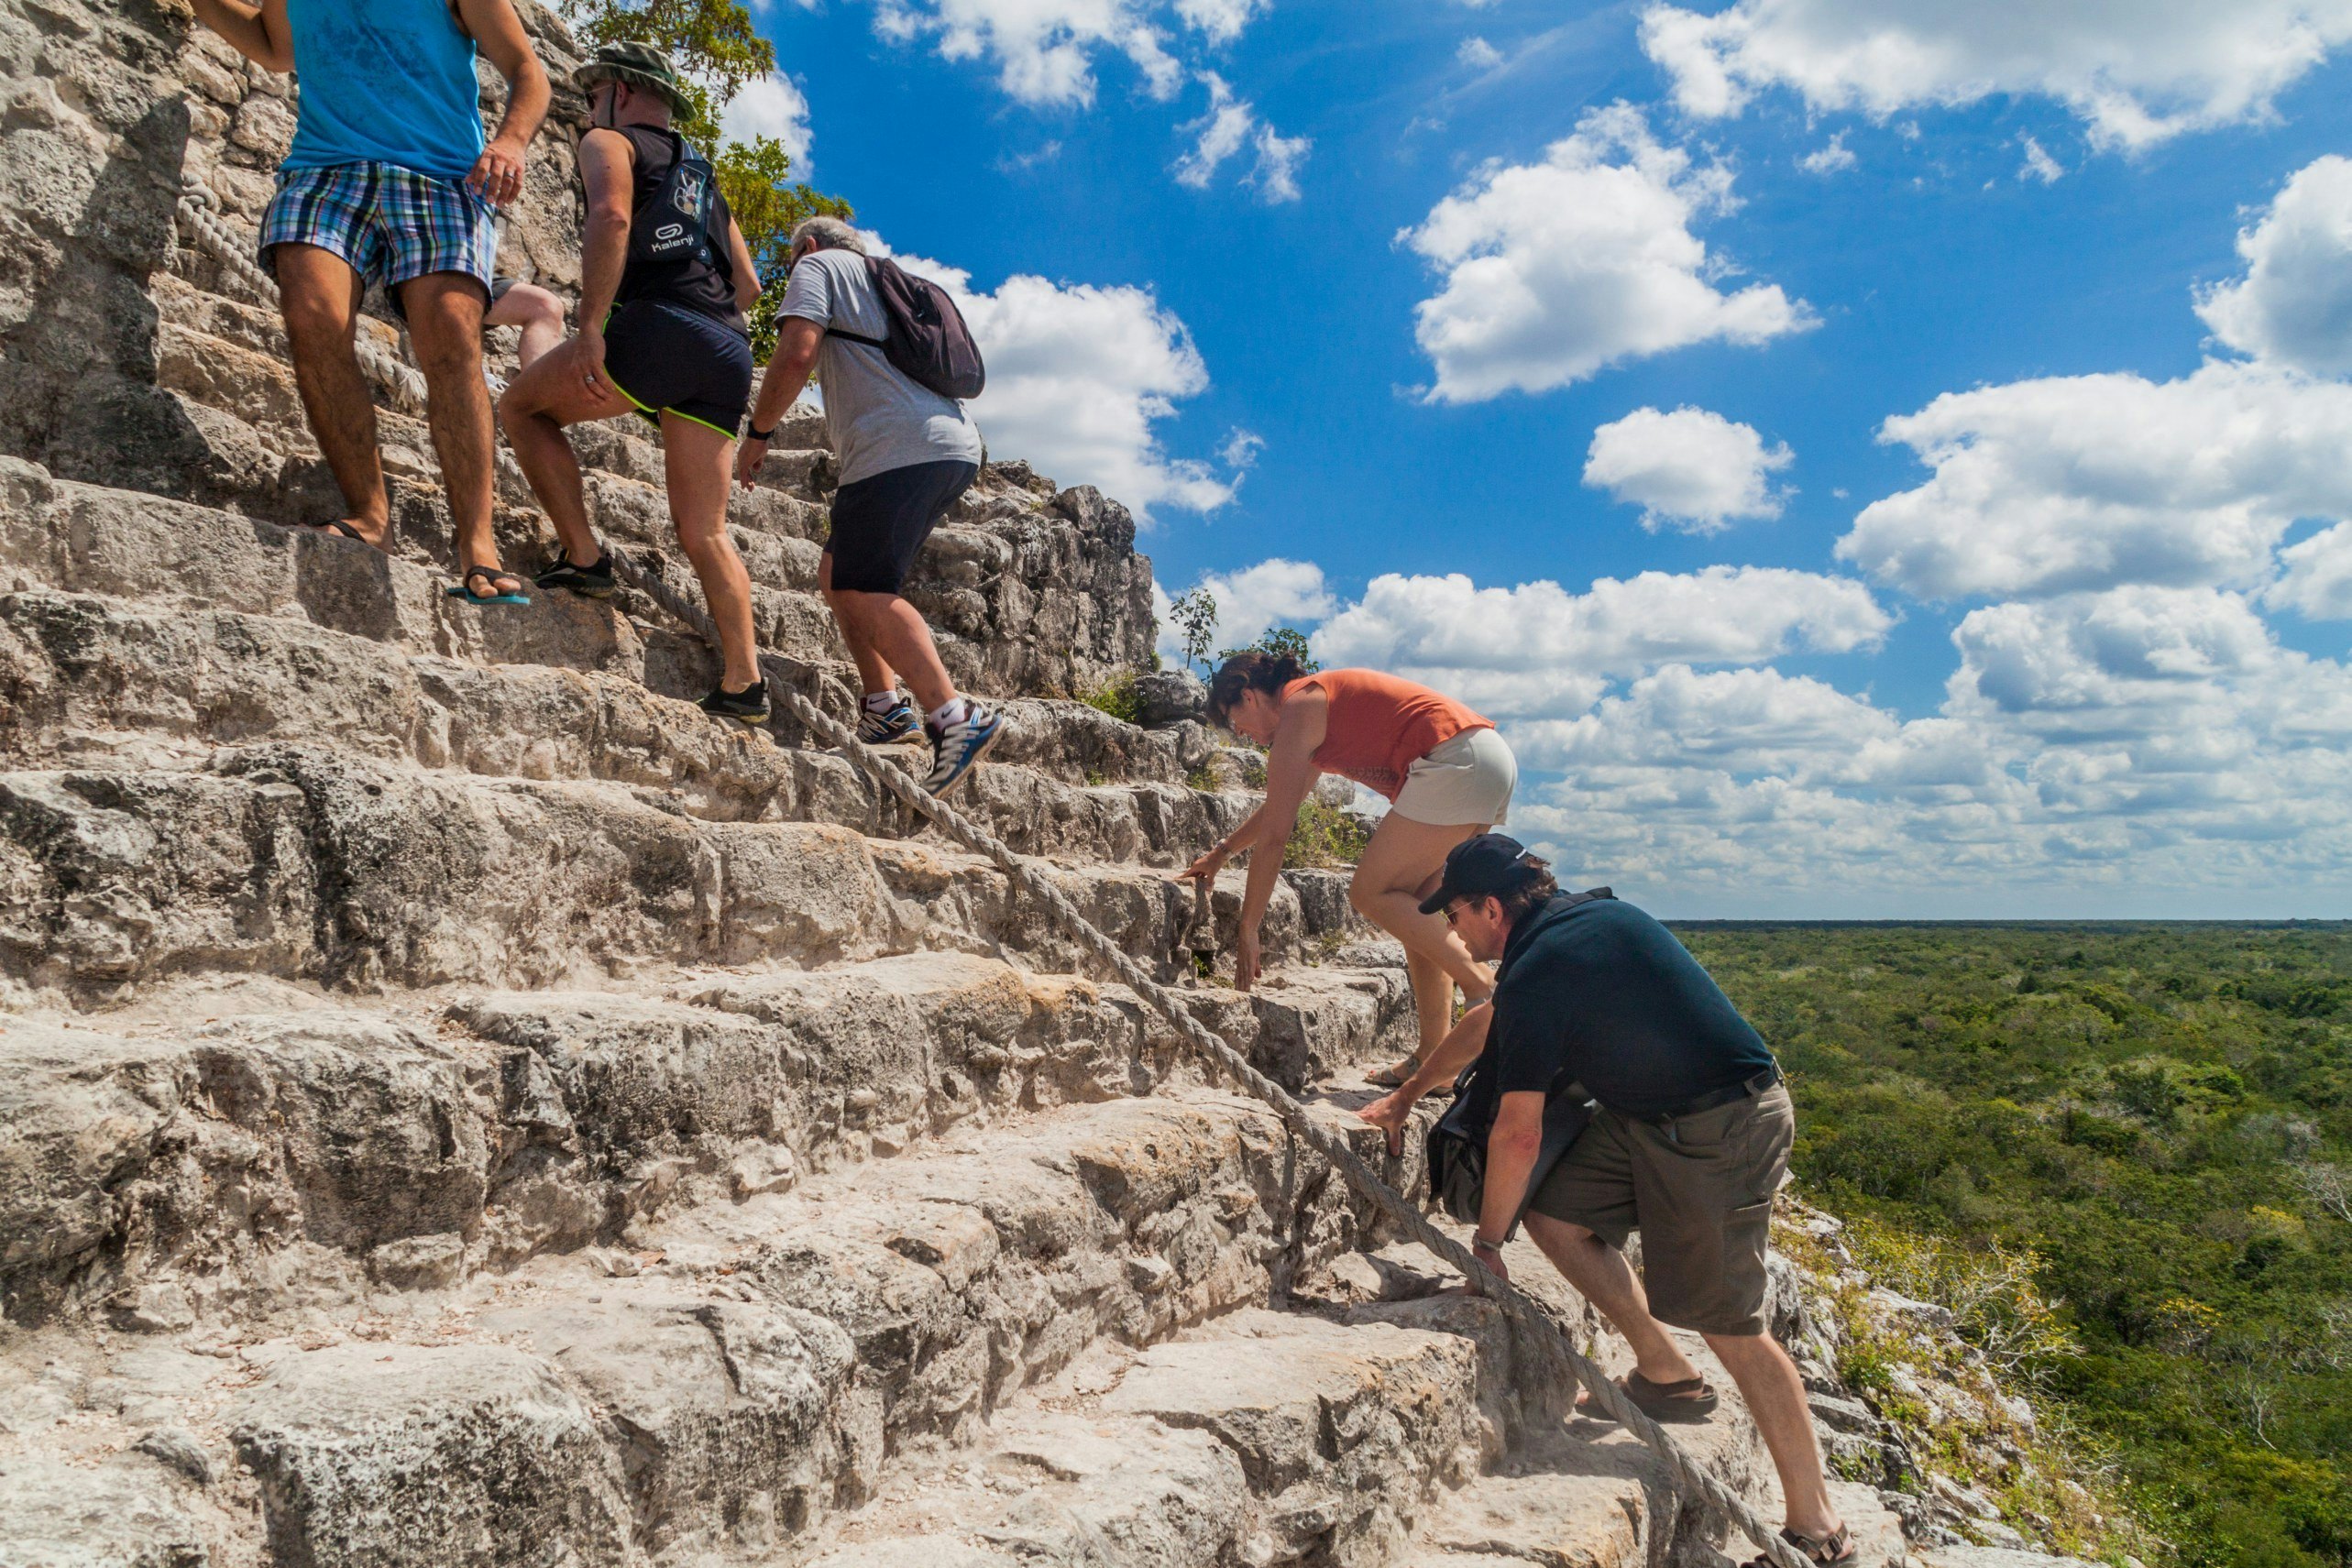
[1487,894,1775,1118]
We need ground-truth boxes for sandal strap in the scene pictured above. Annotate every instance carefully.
[1779,1523,1853,1563]
[1628,1372,1710,1396]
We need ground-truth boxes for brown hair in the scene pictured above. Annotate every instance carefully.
[1204,648,1311,730]
[1493,856,1558,924]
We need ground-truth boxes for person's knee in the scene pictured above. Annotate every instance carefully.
[1347,876,1382,918]
[279,286,349,350]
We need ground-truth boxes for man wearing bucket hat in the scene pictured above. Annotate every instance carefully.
[497,41,774,723]
[188,0,551,606]
[1358,835,1854,1567]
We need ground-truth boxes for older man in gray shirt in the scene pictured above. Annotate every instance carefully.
[736,217,1003,797]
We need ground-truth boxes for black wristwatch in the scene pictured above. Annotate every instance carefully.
[746,419,775,442]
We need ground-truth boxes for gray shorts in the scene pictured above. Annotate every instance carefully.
[1527,1084,1794,1336]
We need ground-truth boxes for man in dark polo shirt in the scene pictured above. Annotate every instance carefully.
[1358,834,1852,1567]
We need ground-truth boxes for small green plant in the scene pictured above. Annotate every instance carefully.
[1184,763,1220,794]
[1285,798,1371,869]
[1167,588,1219,674]
[1080,671,1146,726]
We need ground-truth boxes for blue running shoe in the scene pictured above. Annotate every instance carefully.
[857,695,921,746]
[923,701,1006,796]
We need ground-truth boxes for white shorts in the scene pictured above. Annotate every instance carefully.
[1390,726,1516,827]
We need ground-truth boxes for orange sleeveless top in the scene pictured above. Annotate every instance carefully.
[1287,669,1492,801]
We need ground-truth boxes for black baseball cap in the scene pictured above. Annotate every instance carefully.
[1418,833,1540,916]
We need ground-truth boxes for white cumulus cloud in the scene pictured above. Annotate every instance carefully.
[1797,130,1856,174]
[1175,0,1266,42]
[1836,360,2352,600]
[1173,72,1310,203]
[1584,405,1794,534]
[1310,565,1892,720]
[719,72,815,171]
[872,0,1211,105]
[2197,155,2352,375]
[1457,36,1504,70]
[1639,0,2352,151]
[2018,135,2063,183]
[1401,104,1814,403]
[880,243,1240,520]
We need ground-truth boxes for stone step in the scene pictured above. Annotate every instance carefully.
[4,1089,1429,1568]
[0,587,1255,868]
[0,748,1322,1004]
[0,460,1234,791]
[802,1299,1519,1568]
[1,954,1412,1325]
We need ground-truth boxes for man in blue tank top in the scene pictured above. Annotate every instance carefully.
[189,0,550,607]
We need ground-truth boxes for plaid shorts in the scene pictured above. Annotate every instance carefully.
[259,161,497,301]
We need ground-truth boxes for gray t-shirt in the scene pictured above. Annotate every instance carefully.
[779,249,984,486]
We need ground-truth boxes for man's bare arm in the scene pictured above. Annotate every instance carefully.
[453,0,551,206]
[188,0,293,71]
[736,315,824,484]
[726,219,764,314]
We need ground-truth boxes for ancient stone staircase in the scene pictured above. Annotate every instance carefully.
[0,5,1939,1565]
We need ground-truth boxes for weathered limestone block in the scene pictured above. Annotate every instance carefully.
[0,1024,194,1288]
[232,1342,635,1568]
[478,1289,879,1557]
[1105,1310,1489,1566]
[0,1451,207,1568]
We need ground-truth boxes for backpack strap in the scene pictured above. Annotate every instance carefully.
[1559,885,1614,908]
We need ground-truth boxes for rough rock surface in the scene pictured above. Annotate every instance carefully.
[0,3,2107,1567]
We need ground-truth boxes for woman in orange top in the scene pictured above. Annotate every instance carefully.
[1179,651,1519,1083]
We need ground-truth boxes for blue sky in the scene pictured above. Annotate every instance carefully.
[727,0,2352,917]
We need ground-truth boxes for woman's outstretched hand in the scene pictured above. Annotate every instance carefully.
[1357,1088,1414,1157]
[1174,844,1228,884]
[1234,925,1262,992]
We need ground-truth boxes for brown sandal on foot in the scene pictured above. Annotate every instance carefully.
[1621,1369,1720,1422]
[1366,1052,1421,1089]
[1742,1522,1854,1566]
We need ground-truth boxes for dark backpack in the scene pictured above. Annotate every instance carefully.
[1424,887,1614,1227]
[828,256,986,400]
[627,133,725,280]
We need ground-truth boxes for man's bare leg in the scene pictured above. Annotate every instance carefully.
[817,554,959,709]
[495,333,632,567]
[664,414,761,691]
[1522,1212,1705,1386]
[272,243,389,544]
[401,271,509,587]
[1704,1331,1843,1541]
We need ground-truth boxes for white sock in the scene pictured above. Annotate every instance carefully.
[928,696,969,729]
[863,690,902,713]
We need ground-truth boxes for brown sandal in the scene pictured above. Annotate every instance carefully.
[1742,1522,1854,1566]
[1622,1369,1719,1421]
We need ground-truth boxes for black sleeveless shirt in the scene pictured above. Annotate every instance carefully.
[610,125,744,332]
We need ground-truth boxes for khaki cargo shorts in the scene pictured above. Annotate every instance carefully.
[1526,1084,1794,1336]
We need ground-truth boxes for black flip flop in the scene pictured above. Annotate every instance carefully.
[445,565,530,607]
[535,550,615,598]
[302,520,376,545]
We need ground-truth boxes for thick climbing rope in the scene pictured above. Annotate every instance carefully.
[171,185,1814,1568]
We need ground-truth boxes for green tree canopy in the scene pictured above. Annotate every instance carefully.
[713,136,852,357]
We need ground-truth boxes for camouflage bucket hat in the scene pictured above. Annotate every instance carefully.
[575,41,687,112]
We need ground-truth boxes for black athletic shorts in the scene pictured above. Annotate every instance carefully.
[825,458,979,595]
[602,298,753,437]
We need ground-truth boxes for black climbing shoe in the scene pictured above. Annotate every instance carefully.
[536,550,615,598]
[700,678,770,725]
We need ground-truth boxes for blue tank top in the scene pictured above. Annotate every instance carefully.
[282,0,486,186]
